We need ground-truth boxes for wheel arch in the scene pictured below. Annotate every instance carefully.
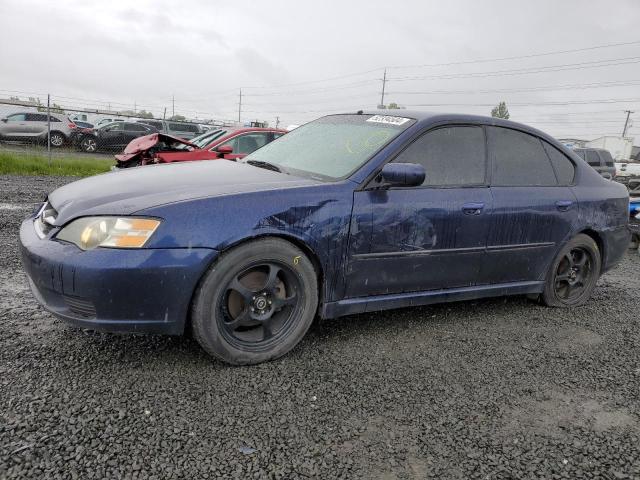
[577,228,605,264]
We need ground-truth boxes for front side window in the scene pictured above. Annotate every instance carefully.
[6,113,26,122]
[488,127,557,186]
[222,133,270,154]
[242,114,415,180]
[392,126,486,186]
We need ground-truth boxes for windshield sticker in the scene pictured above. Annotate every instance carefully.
[366,115,411,126]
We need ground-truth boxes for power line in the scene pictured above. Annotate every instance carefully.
[387,40,640,70]
[388,80,640,96]
[388,56,640,82]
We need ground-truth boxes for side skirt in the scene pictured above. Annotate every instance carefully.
[320,281,544,319]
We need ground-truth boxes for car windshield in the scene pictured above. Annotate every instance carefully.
[242,114,415,180]
[183,129,228,149]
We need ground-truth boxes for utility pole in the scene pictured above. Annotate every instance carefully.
[134,100,136,113]
[172,95,175,118]
[622,110,634,137]
[275,116,280,129]
[163,107,167,120]
[238,88,242,124]
[379,68,387,108]
[46,94,51,166]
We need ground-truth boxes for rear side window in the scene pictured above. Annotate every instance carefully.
[393,125,486,186]
[141,121,163,130]
[585,150,602,167]
[598,150,614,167]
[487,127,557,186]
[26,113,49,121]
[125,123,148,132]
[542,142,575,185]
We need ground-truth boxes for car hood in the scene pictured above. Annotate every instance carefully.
[115,133,197,163]
[48,160,320,225]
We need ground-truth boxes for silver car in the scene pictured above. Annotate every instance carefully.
[0,111,75,147]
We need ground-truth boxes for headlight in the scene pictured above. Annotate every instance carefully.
[56,217,161,250]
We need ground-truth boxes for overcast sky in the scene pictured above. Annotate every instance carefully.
[1,0,639,138]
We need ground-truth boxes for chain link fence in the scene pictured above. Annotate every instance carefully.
[0,94,245,162]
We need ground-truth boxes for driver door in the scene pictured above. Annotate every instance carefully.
[345,125,492,297]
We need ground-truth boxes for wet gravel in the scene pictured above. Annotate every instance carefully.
[1,174,640,479]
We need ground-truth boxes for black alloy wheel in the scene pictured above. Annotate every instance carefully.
[542,233,601,307]
[553,247,593,301]
[219,261,301,348]
[191,238,318,365]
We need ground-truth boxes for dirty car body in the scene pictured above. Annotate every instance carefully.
[115,127,286,168]
[20,112,629,363]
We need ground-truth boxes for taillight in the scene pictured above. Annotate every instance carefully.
[68,122,77,129]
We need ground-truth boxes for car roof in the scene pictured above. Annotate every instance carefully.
[337,110,566,148]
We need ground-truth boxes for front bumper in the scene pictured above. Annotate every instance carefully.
[19,217,218,335]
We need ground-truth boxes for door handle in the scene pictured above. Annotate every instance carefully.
[556,200,573,212]
[462,202,485,215]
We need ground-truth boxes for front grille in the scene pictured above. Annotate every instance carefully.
[34,201,58,239]
[63,295,97,319]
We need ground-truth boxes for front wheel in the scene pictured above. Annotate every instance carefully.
[49,132,65,148]
[541,234,601,307]
[191,238,318,365]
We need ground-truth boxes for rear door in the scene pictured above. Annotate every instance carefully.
[124,123,151,143]
[484,126,578,284]
[346,124,492,297]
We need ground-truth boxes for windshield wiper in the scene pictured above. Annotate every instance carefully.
[245,159,282,173]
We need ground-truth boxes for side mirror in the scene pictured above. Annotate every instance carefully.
[374,163,426,188]
[215,145,233,155]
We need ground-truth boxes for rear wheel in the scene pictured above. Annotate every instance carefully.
[80,136,97,153]
[192,238,318,365]
[542,234,601,307]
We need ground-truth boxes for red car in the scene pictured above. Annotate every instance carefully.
[115,127,286,167]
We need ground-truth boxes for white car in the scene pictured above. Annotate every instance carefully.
[0,111,75,147]
[614,161,640,178]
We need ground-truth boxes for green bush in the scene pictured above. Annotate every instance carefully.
[0,152,113,177]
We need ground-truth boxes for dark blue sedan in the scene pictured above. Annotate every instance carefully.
[20,112,630,365]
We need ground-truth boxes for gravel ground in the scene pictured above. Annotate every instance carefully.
[1,174,640,479]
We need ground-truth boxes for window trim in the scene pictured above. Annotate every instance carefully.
[364,123,490,191]
[486,125,560,188]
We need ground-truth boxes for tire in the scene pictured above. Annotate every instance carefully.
[191,238,318,365]
[49,131,65,148]
[541,234,601,307]
[80,136,98,153]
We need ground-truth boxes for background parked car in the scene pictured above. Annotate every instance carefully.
[573,147,616,179]
[0,111,76,147]
[78,121,157,153]
[135,119,202,140]
[115,127,286,167]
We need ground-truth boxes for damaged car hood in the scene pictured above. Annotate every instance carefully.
[114,133,197,163]
[48,160,320,225]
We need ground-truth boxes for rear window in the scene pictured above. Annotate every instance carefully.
[585,150,602,167]
[598,150,614,167]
